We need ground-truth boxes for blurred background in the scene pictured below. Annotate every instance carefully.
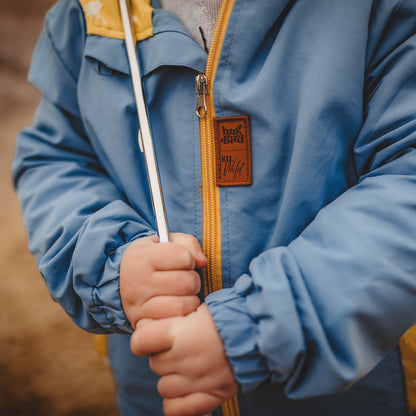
[0,1,118,415]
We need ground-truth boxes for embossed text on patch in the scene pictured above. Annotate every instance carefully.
[214,115,252,186]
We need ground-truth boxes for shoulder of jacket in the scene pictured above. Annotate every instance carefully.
[78,0,154,40]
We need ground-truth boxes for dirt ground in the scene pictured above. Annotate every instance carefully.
[0,1,119,415]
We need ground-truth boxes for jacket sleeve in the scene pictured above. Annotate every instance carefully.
[206,1,416,398]
[12,0,154,334]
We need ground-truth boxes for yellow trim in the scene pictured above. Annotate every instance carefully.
[199,1,239,415]
[200,0,235,295]
[399,324,416,415]
[221,395,240,416]
[79,0,154,41]
[94,334,109,357]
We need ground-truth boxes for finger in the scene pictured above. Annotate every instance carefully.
[163,393,221,416]
[151,242,196,271]
[149,350,173,375]
[130,318,174,356]
[151,270,201,296]
[126,238,196,271]
[171,233,207,268]
[149,346,198,379]
[158,374,199,399]
[138,295,200,320]
[157,370,229,399]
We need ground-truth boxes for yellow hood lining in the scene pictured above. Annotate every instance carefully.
[79,0,153,41]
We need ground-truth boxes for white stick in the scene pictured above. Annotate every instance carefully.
[120,4,211,415]
[119,0,170,243]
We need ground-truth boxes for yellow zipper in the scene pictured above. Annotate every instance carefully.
[197,1,240,415]
[199,0,234,295]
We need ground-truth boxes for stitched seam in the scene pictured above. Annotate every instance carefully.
[226,189,231,287]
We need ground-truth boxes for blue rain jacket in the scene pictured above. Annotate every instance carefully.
[13,0,416,415]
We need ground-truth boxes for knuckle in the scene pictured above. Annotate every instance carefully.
[188,235,200,249]
[149,243,167,265]
[148,356,157,373]
[172,298,188,316]
[183,235,201,254]
[179,271,201,295]
[175,270,201,296]
[173,233,201,256]
[163,400,176,416]
[155,243,194,269]
[188,271,202,293]
[157,378,167,397]
[123,243,155,271]
[171,244,194,268]
[127,237,156,257]
[130,332,142,356]
[175,296,200,315]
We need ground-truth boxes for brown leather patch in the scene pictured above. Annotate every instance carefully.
[214,115,252,186]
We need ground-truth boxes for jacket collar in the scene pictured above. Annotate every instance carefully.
[82,3,206,77]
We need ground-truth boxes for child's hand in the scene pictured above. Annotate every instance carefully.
[131,304,239,416]
[120,233,207,329]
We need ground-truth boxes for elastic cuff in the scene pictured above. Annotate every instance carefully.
[206,276,269,393]
[88,232,155,334]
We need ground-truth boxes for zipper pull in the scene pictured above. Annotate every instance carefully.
[195,73,208,118]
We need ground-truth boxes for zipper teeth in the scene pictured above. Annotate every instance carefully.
[200,98,220,293]
[200,1,240,414]
[201,0,232,295]
[221,396,240,416]
[206,0,230,79]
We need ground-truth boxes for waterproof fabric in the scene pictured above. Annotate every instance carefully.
[12,0,416,415]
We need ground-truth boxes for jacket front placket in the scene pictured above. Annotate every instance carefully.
[197,1,240,415]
